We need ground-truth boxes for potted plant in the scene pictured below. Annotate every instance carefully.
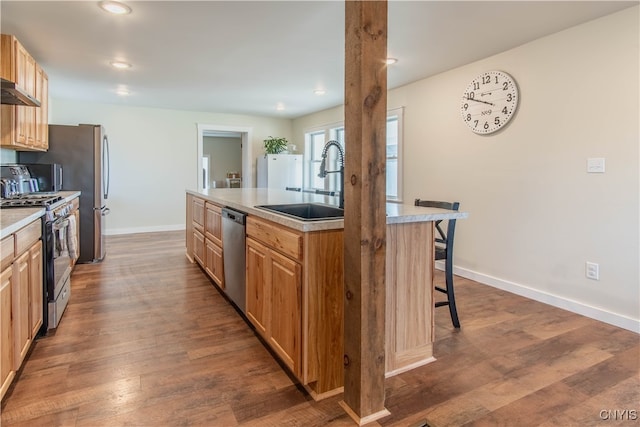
[263,136,288,154]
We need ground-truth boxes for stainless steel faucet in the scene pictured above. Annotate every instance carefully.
[317,140,344,209]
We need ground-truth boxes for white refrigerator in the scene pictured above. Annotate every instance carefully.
[257,154,303,190]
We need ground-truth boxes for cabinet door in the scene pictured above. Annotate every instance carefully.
[16,41,35,147]
[34,65,48,150]
[205,203,222,247]
[246,238,269,337]
[29,241,43,338]
[268,250,302,375]
[0,266,14,400]
[204,239,224,288]
[192,197,205,232]
[12,251,30,370]
[193,229,205,266]
[14,41,30,145]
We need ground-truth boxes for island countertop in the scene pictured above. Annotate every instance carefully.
[0,191,81,239]
[187,188,467,232]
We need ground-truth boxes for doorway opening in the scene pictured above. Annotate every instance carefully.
[197,124,253,190]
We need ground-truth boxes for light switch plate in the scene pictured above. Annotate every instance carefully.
[587,158,605,173]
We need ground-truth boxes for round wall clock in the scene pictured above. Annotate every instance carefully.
[460,70,519,135]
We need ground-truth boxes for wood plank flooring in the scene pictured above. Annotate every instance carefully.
[1,231,638,426]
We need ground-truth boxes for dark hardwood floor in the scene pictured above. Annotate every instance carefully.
[1,231,638,426]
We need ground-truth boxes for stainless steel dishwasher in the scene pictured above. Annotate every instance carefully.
[221,207,247,313]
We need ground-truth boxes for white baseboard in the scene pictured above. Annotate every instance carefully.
[437,261,640,334]
[106,224,186,236]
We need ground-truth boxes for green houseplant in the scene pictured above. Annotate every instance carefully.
[263,136,288,154]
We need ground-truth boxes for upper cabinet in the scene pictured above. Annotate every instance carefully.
[1,34,48,151]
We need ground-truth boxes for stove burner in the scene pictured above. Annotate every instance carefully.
[0,195,63,208]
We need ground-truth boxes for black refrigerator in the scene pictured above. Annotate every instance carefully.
[19,124,110,263]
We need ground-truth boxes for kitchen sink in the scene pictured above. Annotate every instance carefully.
[255,203,344,221]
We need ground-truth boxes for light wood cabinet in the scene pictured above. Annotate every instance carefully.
[193,229,205,266]
[188,196,225,288]
[246,217,304,377]
[204,238,224,287]
[267,249,301,372]
[246,238,269,337]
[13,251,30,370]
[34,64,48,150]
[29,241,43,339]
[205,202,222,247]
[0,34,49,151]
[246,235,302,375]
[0,266,15,400]
[204,202,224,287]
[0,219,43,401]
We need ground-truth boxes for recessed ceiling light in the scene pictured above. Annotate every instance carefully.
[110,61,132,69]
[314,89,326,95]
[385,58,398,65]
[115,88,130,96]
[276,103,285,111]
[98,1,132,15]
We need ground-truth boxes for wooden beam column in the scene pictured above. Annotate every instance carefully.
[340,0,389,424]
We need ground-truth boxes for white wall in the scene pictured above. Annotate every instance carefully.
[292,7,640,331]
[50,98,292,235]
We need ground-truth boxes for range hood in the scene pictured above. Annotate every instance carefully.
[0,78,40,107]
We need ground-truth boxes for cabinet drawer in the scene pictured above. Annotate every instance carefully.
[0,236,14,271]
[247,217,302,261]
[14,220,41,256]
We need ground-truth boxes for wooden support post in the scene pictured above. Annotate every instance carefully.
[340,0,389,424]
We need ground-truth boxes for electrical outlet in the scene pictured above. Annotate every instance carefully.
[587,158,605,173]
[586,262,600,280]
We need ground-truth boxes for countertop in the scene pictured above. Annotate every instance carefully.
[0,191,81,239]
[187,188,468,232]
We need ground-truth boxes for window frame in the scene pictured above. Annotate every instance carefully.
[303,107,404,202]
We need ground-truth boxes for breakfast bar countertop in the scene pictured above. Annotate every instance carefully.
[187,188,467,232]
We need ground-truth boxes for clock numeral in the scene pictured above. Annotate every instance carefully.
[467,91,475,100]
[473,82,480,90]
[474,119,479,128]
[466,114,471,122]
[463,103,469,111]
[506,93,513,102]
[502,106,508,115]
[495,76,499,84]
[482,76,491,84]
[503,81,508,90]
[484,122,490,130]
[494,117,500,125]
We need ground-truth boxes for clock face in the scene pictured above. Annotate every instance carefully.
[461,70,519,134]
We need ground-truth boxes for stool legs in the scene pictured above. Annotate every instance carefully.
[444,256,460,328]
[435,257,460,328]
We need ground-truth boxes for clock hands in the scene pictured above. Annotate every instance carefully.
[463,96,494,106]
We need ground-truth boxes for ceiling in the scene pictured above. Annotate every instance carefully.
[1,1,636,119]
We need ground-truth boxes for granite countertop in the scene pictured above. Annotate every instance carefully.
[187,188,468,232]
[0,191,81,239]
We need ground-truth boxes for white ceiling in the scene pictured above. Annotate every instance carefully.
[1,1,636,119]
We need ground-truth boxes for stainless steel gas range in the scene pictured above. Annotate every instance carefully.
[1,192,76,332]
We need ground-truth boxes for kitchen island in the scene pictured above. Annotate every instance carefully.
[186,188,467,399]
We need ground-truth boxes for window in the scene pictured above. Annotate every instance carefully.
[304,107,403,201]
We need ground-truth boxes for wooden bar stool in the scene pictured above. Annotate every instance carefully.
[414,199,461,328]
